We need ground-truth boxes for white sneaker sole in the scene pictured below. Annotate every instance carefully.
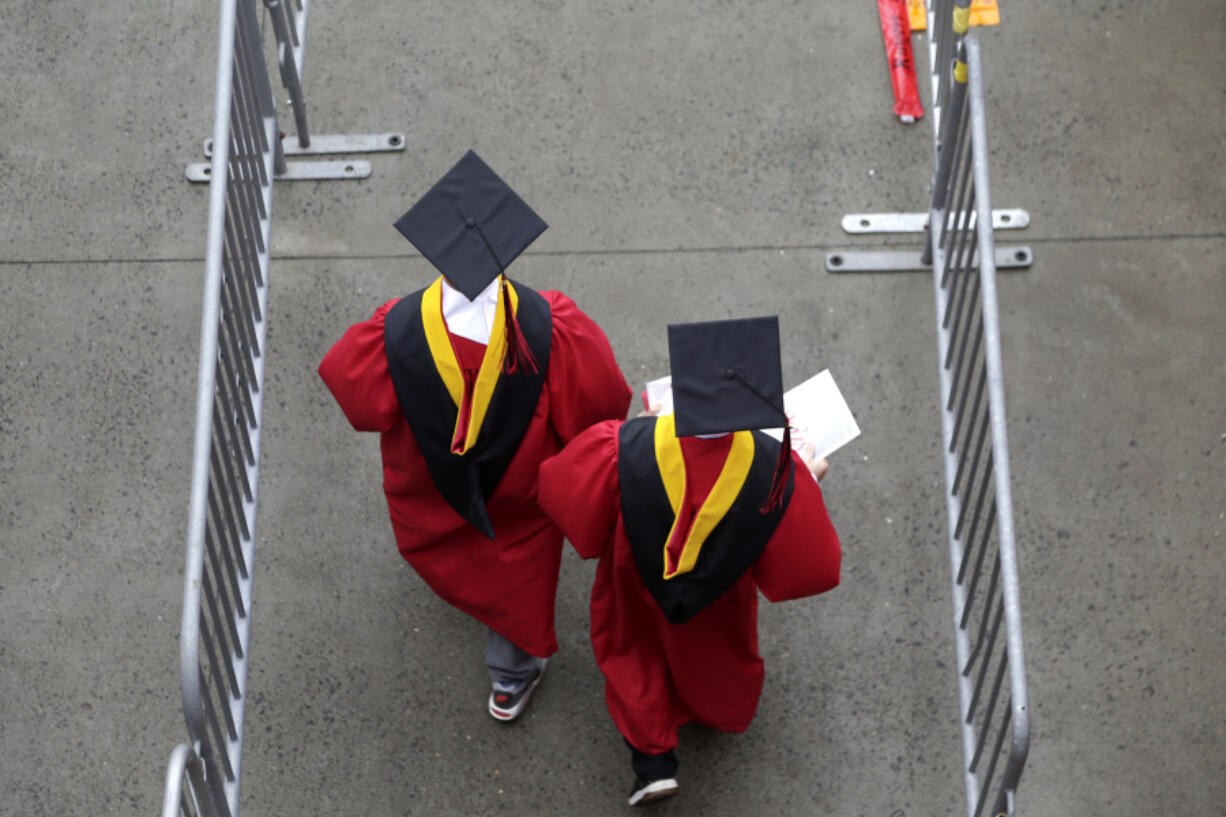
[628,778,679,806]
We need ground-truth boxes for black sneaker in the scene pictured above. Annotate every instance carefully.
[487,659,547,722]
[627,776,679,806]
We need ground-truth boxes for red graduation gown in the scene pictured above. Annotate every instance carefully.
[318,290,632,657]
[537,420,842,753]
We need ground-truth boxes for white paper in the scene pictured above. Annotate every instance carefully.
[643,375,675,415]
[641,369,860,460]
[763,370,861,460]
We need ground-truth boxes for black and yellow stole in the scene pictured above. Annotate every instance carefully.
[384,277,552,538]
[617,415,795,623]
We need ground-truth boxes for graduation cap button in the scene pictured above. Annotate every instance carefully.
[465,217,476,227]
[725,368,737,379]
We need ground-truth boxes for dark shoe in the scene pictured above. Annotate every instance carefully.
[487,659,547,722]
[627,776,679,806]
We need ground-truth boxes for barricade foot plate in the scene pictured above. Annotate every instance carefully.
[203,133,407,157]
[840,209,1029,233]
[185,160,372,182]
[825,245,1032,272]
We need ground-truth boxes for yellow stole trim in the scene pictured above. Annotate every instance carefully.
[419,276,518,455]
[653,415,755,579]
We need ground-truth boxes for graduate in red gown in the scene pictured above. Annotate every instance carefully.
[537,316,842,805]
[319,151,631,721]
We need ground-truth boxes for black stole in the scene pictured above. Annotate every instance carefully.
[617,416,796,624]
[384,279,552,538]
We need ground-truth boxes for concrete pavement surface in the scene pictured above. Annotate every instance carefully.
[1,0,1223,815]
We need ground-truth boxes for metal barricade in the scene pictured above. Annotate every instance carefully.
[928,34,1030,817]
[826,6,1032,811]
[167,1,276,814]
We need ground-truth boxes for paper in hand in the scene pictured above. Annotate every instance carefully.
[643,375,675,415]
[763,370,861,460]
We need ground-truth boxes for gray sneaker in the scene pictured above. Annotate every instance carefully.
[487,659,547,722]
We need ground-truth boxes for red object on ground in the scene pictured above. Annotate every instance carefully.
[878,0,924,122]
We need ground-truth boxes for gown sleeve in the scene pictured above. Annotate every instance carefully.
[317,298,403,433]
[537,420,623,559]
[754,451,843,602]
[541,291,633,443]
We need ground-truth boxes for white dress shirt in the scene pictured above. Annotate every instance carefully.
[440,276,501,344]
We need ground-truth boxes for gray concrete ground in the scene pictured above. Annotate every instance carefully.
[1,0,1223,815]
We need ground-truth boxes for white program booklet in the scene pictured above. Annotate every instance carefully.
[762,369,861,460]
[642,370,860,460]
[643,375,675,415]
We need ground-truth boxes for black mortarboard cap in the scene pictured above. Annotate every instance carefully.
[393,150,548,300]
[667,316,787,437]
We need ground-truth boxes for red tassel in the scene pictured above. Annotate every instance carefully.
[501,278,539,374]
[759,425,792,513]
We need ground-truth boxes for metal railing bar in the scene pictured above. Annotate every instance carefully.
[942,216,974,337]
[209,431,248,545]
[932,46,969,216]
[263,0,311,147]
[237,0,276,135]
[199,673,230,764]
[216,371,254,499]
[223,154,260,289]
[953,411,988,530]
[955,493,980,582]
[931,0,950,107]
[971,649,1009,771]
[222,177,264,331]
[181,0,242,751]
[973,702,1012,817]
[214,473,250,582]
[960,455,994,554]
[227,72,263,210]
[214,301,256,429]
[944,115,975,247]
[217,261,258,396]
[963,552,1001,664]
[206,462,244,577]
[202,691,235,782]
[208,526,247,618]
[221,179,260,331]
[199,620,238,732]
[943,224,977,369]
[952,386,988,494]
[205,529,244,652]
[958,511,992,635]
[939,114,970,262]
[215,344,255,470]
[941,283,980,414]
[211,396,249,513]
[202,750,232,817]
[966,37,1031,802]
[968,601,1003,726]
[950,350,984,456]
[202,570,240,676]
[228,68,265,215]
[283,0,300,48]
[221,222,260,359]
